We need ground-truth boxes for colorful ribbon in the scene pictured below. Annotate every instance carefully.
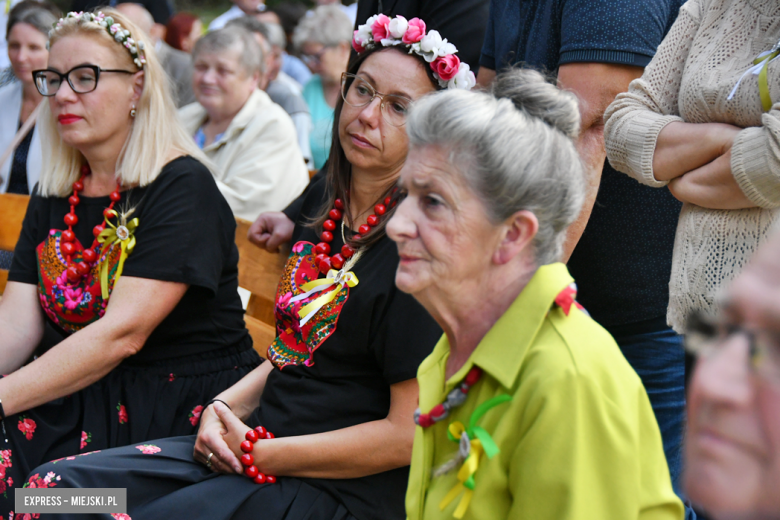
[438,394,512,518]
[728,44,780,112]
[289,269,359,326]
[96,209,138,299]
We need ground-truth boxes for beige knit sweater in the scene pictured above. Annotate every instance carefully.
[604,0,780,333]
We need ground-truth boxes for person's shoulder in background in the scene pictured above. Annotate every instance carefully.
[157,41,196,107]
[281,52,312,87]
[266,75,309,117]
[207,4,245,31]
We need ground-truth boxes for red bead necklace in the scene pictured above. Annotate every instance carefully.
[313,196,392,274]
[61,164,123,285]
[414,367,483,428]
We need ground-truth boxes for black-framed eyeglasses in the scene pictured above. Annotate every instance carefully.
[32,65,135,97]
[340,72,413,127]
[684,310,780,384]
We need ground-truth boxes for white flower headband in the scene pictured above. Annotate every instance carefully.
[56,11,147,69]
[352,14,476,90]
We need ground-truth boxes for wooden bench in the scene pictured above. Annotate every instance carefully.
[0,193,30,295]
[234,218,288,359]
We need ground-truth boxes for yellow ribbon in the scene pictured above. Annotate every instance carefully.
[96,209,138,299]
[435,394,511,518]
[439,421,483,519]
[293,269,359,325]
[754,50,780,112]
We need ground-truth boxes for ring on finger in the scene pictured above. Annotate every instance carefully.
[205,452,214,469]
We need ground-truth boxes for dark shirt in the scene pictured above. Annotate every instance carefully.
[260,178,442,520]
[9,156,251,360]
[480,0,683,72]
[356,0,489,71]
[480,0,685,333]
[7,123,32,195]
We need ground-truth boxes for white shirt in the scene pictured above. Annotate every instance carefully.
[208,5,261,31]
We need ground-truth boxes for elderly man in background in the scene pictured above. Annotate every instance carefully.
[179,27,308,221]
[256,3,311,89]
[227,16,312,166]
[115,2,195,107]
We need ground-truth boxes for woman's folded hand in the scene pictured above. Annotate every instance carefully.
[193,403,243,474]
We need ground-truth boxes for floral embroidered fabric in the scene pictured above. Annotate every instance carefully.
[267,242,352,369]
[36,229,121,333]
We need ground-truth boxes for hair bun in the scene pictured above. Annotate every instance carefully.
[491,68,580,140]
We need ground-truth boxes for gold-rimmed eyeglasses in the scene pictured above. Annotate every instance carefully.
[340,72,413,127]
[685,311,780,384]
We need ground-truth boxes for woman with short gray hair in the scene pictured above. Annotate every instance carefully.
[293,4,352,169]
[388,68,684,519]
[180,26,308,221]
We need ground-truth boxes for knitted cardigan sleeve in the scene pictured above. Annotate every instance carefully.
[603,0,702,187]
[731,106,780,208]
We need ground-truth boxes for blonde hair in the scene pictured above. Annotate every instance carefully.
[37,8,210,197]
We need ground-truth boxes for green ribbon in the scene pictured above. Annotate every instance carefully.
[440,392,512,518]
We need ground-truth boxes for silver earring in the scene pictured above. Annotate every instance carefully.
[130,105,137,118]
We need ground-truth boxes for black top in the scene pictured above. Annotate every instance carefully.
[260,178,442,520]
[479,0,685,333]
[567,166,682,332]
[9,156,251,361]
[7,123,33,195]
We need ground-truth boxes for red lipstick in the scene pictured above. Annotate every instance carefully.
[58,114,82,125]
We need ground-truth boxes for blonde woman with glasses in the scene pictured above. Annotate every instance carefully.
[0,9,262,515]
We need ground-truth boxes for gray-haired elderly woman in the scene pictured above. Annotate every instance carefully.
[388,69,684,519]
[179,26,308,221]
[293,4,352,169]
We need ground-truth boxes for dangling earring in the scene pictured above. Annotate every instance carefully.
[130,105,137,118]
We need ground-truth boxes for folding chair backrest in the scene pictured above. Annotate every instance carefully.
[0,193,30,294]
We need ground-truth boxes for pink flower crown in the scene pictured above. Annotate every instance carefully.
[352,14,476,90]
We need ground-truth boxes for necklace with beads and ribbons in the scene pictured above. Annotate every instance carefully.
[96,208,138,299]
[289,249,364,326]
[729,38,780,112]
[436,394,512,518]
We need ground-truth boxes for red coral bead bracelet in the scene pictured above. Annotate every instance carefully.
[240,426,277,484]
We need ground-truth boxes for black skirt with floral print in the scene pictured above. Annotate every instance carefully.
[0,345,261,518]
[28,435,358,520]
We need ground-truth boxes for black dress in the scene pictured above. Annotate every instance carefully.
[0,156,262,516]
[29,177,442,520]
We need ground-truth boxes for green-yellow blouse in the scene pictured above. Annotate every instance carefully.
[406,263,683,520]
